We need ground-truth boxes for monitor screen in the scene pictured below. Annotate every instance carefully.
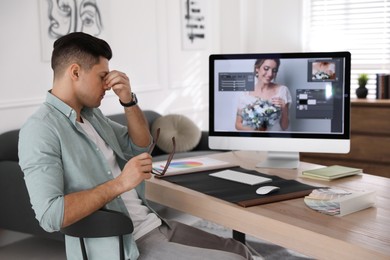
[209,52,351,168]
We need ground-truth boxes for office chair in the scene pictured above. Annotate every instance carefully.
[60,209,133,260]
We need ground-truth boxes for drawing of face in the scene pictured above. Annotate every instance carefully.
[79,0,102,35]
[47,0,102,39]
[48,0,77,38]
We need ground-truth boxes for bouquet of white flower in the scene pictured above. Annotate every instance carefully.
[313,71,331,80]
[241,99,281,130]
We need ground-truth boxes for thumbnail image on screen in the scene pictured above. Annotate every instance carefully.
[310,60,337,81]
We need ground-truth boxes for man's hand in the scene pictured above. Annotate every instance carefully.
[105,70,133,103]
[117,152,153,192]
[62,152,152,228]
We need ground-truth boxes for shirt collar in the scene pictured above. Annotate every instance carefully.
[45,91,93,123]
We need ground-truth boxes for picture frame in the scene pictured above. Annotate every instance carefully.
[180,0,208,50]
[39,0,110,61]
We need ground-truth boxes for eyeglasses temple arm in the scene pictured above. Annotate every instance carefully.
[158,137,176,176]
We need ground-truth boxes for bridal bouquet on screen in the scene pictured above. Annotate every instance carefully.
[241,99,281,130]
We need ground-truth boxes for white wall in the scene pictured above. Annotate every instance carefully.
[0,0,303,134]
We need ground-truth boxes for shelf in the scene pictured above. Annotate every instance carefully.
[301,99,390,178]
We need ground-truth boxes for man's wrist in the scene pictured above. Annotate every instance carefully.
[119,93,138,107]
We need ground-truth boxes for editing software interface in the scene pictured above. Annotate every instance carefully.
[212,55,348,135]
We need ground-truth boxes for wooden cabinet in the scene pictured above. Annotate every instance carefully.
[301,99,390,178]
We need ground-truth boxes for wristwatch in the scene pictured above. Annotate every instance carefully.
[119,93,138,107]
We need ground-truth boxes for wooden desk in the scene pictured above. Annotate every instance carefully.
[146,151,390,260]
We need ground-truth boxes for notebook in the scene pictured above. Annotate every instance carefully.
[301,165,362,181]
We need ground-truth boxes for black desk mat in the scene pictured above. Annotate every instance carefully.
[160,166,318,207]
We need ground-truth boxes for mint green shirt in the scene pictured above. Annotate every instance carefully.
[18,92,154,260]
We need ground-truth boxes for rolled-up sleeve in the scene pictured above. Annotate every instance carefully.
[19,119,65,232]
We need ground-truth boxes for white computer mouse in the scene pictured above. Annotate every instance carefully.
[256,186,280,195]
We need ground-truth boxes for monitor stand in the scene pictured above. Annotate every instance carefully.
[256,151,300,169]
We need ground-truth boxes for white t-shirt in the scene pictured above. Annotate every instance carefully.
[78,117,161,240]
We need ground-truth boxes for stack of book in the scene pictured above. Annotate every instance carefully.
[301,165,362,181]
[376,74,390,99]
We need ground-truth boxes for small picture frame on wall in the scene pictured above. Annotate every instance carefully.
[38,0,110,61]
[180,0,208,50]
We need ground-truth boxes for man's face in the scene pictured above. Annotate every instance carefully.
[76,57,109,108]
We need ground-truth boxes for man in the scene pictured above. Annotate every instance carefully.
[19,32,253,259]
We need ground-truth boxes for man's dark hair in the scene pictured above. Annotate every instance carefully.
[51,32,112,77]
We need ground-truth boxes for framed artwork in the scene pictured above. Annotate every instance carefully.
[180,0,208,50]
[39,0,110,61]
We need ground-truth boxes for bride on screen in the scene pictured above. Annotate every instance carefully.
[235,59,292,131]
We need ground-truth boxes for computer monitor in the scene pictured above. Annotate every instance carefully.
[209,51,351,169]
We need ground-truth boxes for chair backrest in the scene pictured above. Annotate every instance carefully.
[107,110,162,131]
[0,129,64,240]
[0,129,20,162]
[60,209,133,238]
[61,209,133,260]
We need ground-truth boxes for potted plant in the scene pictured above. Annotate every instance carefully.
[356,73,369,98]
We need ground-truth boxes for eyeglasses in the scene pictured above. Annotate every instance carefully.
[148,128,176,177]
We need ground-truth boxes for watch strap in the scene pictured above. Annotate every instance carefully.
[119,93,138,107]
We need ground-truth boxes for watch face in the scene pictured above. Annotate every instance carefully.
[132,93,138,104]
